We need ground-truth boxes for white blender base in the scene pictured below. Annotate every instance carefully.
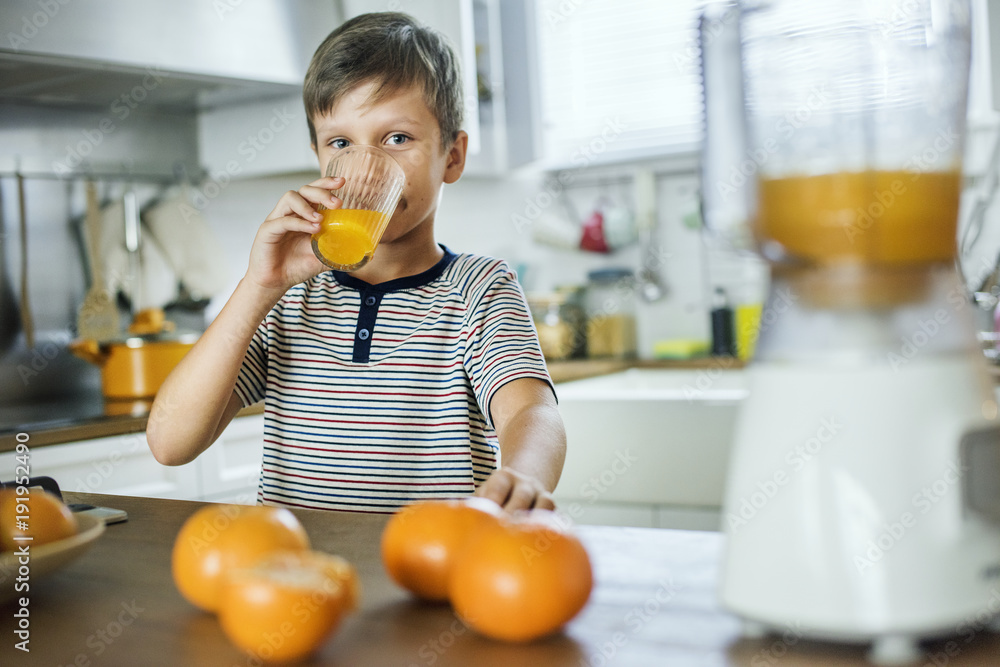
[721,353,1000,647]
[737,619,922,665]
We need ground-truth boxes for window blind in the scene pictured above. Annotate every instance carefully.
[535,0,703,166]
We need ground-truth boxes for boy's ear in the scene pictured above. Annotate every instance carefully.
[442,130,468,185]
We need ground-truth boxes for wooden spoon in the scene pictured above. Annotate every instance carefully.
[16,171,34,348]
[77,181,119,341]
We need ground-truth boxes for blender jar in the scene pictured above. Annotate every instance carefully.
[723,0,971,268]
[700,0,976,348]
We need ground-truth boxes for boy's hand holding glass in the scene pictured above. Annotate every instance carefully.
[312,145,405,271]
[247,175,343,296]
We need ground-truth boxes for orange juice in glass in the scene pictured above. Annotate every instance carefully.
[312,145,405,271]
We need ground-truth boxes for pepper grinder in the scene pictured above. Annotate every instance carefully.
[710,286,735,356]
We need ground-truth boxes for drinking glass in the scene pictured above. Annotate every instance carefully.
[312,145,405,271]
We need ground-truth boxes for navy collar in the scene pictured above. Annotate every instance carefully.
[330,245,457,293]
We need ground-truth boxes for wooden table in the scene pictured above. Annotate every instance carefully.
[2,493,999,666]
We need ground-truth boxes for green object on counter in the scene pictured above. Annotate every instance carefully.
[682,209,702,230]
[653,339,710,359]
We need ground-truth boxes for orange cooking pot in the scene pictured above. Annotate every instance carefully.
[69,334,197,399]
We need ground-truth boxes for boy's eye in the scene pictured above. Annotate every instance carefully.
[329,138,350,149]
[386,134,410,146]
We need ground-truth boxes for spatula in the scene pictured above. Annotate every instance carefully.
[16,171,34,348]
[77,181,119,341]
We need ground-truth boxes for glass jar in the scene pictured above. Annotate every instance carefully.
[585,268,637,359]
[528,288,586,361]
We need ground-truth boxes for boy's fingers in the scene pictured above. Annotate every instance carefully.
[476,473,513,507]
[504,482,538,512]
[265,179,343,221]
[291,198,324,223]
[266,191,316,222]
[533,492,556,511]
[261,215,320,238]
[308,176,345,189]
[299,184,343,210]
[477,470,556,512]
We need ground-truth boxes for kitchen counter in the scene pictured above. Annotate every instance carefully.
[546,356,745,384]
[0,394,263,453]
[0,358,740,452]
[6,492,998,666]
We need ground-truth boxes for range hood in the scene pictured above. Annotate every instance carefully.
[0,0,341,111]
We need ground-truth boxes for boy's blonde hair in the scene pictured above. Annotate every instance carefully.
[304,12,464,150]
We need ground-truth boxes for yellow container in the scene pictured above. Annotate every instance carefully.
[735,303,763,361]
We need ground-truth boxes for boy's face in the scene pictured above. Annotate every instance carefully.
[311,81,467,245]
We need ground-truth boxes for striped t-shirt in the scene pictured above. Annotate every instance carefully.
[233,247,552,513]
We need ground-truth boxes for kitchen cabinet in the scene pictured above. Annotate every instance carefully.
[0,431,199,500]
[553,369,744,530]
[557,498,722,531]
[463,0,542,174]
[198,95,318,180]
[0,415,264,503]
[197,414,265,504]
[0,1,336,109]
[377,0,541,175]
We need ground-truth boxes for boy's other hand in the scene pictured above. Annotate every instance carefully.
[245,176,345,296]
[475,468,556,512]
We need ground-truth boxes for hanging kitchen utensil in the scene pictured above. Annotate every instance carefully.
[579,179,612,253]
[123,185,142,317]
[578,205,610,253]
[142,183,229,302]
[0,176,19,353]
[16,169,34,349]
[77,180,120,341]
[634,169,666,302]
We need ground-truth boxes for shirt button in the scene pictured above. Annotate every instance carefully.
[358,328,370,340]
[365,295,377,306]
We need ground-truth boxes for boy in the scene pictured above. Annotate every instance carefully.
[147,13,566,513]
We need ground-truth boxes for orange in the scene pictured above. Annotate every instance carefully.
[449,509,593,642]
[171,504,310,612]
[381,498,502,602]
[313,209,383,267]
[0,488,78,551]
[219,550,360,663]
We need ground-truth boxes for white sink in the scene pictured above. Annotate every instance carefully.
[553,368,747,519]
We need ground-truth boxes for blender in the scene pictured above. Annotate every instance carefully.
[700,0,1000,662]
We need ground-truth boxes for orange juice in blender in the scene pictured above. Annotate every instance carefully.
[756,169,961,266]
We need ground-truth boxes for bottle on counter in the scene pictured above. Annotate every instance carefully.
[710,286,736,357]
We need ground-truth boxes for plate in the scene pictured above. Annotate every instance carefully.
[0,513,105,600]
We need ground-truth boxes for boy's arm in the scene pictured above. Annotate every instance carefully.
[475,377,566,511]
[147,176,344,466]
[146,279,283,466]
